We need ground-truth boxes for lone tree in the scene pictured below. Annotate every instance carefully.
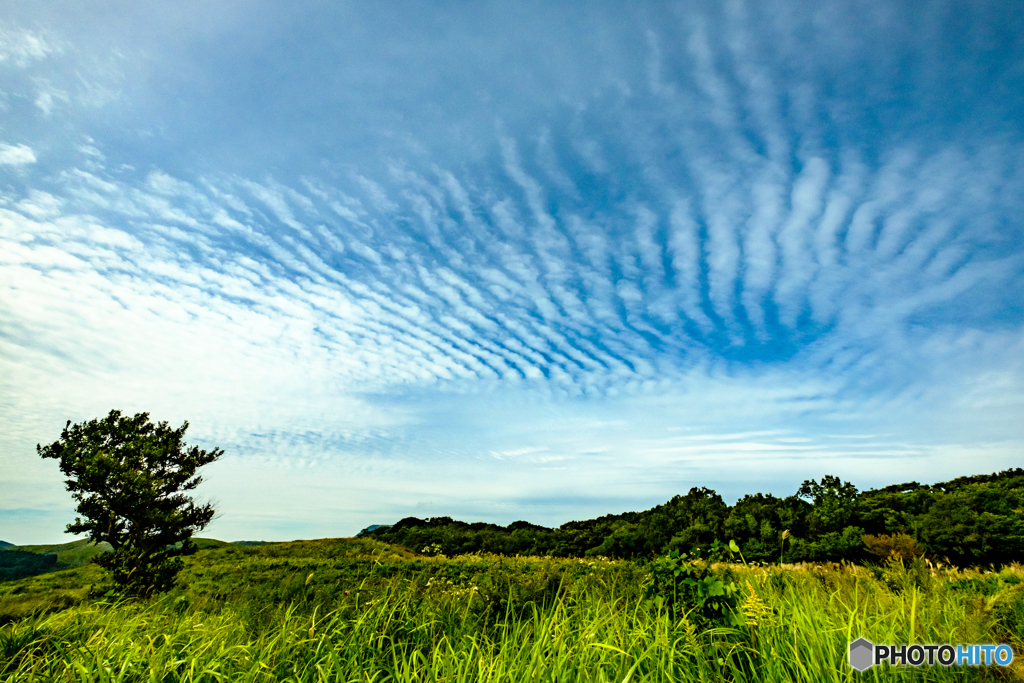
[38,410,222,594]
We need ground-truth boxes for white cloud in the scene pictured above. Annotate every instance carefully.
[15,190,61,219]
[0,27,58,67]
[2,2,1024,542]
[33,80,69,115]
[0,143,36,165]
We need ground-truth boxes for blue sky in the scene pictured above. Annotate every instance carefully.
[2,1,1022,544]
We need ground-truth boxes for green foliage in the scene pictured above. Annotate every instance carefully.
[13,539,112,572]
[861,532,924,561]
[796,475,859,535]
[916,483,1024,565]
[947,575,1004,596]
[869,555,936,594]
[991,584,1024,651]
[724,494,809,562]
[644,545,741,628]
[36,410,221,595]
[0,551,56,582]
[0,563,105,626]
[472,560,566,621]
[800,525,869,562]
[367,468,1024,567]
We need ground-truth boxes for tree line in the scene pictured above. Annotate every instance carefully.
[365,469,1024,566]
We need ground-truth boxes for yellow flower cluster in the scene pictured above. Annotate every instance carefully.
[739,580,771,627]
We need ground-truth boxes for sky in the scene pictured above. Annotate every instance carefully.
[1,1,1022,545]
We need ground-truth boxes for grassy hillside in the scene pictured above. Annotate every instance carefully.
[0,539,111,583]
[0,537,234,584]
[0,537,415,625]
[2,466,1020,679]
[5,539,112,568]
[2,537,1023,681]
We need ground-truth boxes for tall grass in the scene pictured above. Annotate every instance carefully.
[2,552,1022,682]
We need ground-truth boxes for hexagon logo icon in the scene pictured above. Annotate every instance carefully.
[849,637,875,672]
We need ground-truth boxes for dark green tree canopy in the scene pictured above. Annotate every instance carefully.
[366,469,1022,566]
[38,409,222,593]
[797,475,859,535]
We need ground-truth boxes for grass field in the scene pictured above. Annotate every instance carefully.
[1,538,1022,681]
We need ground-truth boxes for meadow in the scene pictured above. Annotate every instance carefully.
[1,538,1023,682]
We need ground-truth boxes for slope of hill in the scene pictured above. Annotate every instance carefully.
[9,539,112,567]
[0,538,234,583]
[0,537,417,624]
[0,539,111,582]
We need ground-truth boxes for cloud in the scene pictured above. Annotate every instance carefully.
[0,26,58,67]
[1,2,1023,542]
[0,143,36,165]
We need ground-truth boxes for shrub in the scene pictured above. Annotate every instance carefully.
[643,547,741,628]
[862,532,924,561]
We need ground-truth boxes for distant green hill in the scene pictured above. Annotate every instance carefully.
[0,537,256,584]
[232,540,274,546]
[187,538,231,550]
[0,549,56,581]
[0,539,111,582]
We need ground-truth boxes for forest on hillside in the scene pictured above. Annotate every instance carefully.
[365,469,1024,566]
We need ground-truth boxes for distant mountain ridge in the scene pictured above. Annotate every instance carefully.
[0,541,13,548]
[231,541,273,546]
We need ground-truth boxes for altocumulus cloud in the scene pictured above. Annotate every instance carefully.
[0,144,36,165]
[1,1,1023,543]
